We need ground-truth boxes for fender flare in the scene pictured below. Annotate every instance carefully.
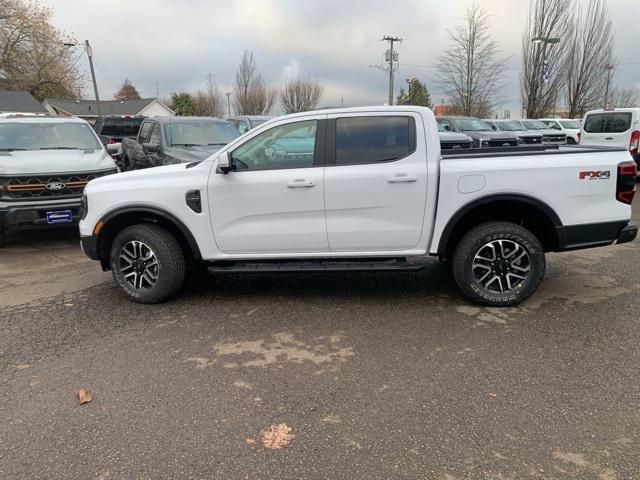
[97,205,202,260]
[436,193,563,254]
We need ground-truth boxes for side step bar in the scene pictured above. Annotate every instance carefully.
[206,257,425,274]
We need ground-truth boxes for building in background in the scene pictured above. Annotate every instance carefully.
[43,98,174,123]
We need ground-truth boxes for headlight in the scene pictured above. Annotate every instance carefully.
[80,192,88,220]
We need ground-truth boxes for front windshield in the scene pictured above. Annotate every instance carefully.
[452,118,492,131]
[164,121,240,147]
[560,120,581,129]
[521,120,549,130]
[0,122,101,151]
[495,121,523,132]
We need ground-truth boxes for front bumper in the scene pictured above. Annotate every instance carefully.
[80,235,99,260]
[556,221,637,251]
[0,200,81,230]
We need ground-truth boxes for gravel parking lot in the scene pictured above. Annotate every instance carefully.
[1,204,639,479]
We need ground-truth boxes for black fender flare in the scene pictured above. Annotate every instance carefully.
[436,193,563,254]
[96,205,202,261]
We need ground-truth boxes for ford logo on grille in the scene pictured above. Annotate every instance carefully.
[45,182,66,191]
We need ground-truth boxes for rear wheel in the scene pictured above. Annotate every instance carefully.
[110,224,185,304]
[452,221,545,307]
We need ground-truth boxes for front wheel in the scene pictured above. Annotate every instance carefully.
[452,221,546,307]
[110,224,185,304]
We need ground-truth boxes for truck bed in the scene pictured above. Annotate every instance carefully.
[440,144,628,159]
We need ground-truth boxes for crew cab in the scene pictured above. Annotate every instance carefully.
[437,116,518,148]
[0,115,117,246]
[121,117,240,171]
[79,107,638,307]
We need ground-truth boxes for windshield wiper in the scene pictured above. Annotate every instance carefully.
[39,146,80,150]
[0,148,27,151]
[171,143,203,147]
[206,143,227,146]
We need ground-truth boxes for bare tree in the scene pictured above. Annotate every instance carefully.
[609,85,640,108]
[233,50,277,115]
[564,0,614,118]
[434,4,507,117]
[280,77,323,113]
[520,0,572,118]
[193,74,224,117]
[0,0,83,99]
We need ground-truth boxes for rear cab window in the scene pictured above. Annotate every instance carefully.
[98,118,144,137]
[334,116,416,165]
[583,113,632,133]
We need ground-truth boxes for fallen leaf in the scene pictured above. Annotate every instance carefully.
[78,388,92,405]
[245,438,256,445]
[261,423,295,449]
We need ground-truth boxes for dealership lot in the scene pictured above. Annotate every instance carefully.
[1,204,639,479]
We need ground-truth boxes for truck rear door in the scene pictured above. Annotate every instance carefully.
[323,112,428,252]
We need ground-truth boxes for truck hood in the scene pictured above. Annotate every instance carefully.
[87,162,194,190]
[439,131,472,142]
[164,144,224,163]
[0,149,116,175]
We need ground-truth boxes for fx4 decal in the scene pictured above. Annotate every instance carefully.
[579,170,611,180]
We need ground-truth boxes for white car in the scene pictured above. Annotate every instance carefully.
[518,120,567,145]
[0,115,118,246]
[539,118,581,144]
[79,106,637,307]
[580,108,640,172]
[483,119,543,145]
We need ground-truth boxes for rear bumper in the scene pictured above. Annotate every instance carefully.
[0,201,81,230]
[556,221,637,251]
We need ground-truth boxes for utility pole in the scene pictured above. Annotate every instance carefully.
[155,82,160,98]
[603,64,614,109]
[383,36,401,106]
[85,40,102,118]
[226,92,232,116]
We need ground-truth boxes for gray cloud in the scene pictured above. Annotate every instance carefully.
[40,0,639,115]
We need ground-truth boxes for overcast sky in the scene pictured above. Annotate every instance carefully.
[40,0,640,116]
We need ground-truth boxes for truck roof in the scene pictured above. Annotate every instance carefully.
[278,105,434,120]
[0,115,89,124]
[148,116,232,124]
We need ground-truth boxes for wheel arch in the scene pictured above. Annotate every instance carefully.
[95,205,202,269]
[437,193,562,256]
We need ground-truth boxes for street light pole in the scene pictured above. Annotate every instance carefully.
[226,92,232,116]
[603,64,614,109]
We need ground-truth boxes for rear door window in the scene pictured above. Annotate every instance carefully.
[335,116,415,165]
[583,113,632,133]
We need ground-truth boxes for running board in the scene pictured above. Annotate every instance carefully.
[206,257,425,274]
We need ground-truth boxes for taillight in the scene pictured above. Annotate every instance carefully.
[106,137,117,145]
[617,162,637,204]
[630,130,640,155]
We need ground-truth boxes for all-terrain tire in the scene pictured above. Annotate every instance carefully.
[452,221,545,307]
[110,224,185,304]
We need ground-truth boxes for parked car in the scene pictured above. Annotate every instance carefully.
[121,117,240,170]
[79,106,637,307]
[539,118,581,144]
[483,119,543,145]
[437,122,473,150]
[227,115,272,134]
[518,120,567,145]
[580,108,640,171]
[92,115,145,167]
[0,115,117,246]
[436,116,518,148]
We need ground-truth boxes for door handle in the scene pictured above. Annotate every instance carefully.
[386,174,418,183]
[287,179,315,188]
[605,137,614,140]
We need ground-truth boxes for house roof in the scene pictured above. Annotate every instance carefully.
[0,90,48,113]
[44,97,169,116]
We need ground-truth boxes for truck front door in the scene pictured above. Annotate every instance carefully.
[323,113,428,252]
[209,116,329,254]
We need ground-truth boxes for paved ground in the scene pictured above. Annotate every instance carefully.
[1,206,639,480]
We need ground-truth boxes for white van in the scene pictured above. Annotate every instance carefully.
[580,108,640,169]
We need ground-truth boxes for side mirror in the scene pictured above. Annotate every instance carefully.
[142,142,160,154]
[106,143,120,156]
[443,124,451,131]
[216,151,233,174]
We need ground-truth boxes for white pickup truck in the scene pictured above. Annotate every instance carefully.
[79,107,638,307]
